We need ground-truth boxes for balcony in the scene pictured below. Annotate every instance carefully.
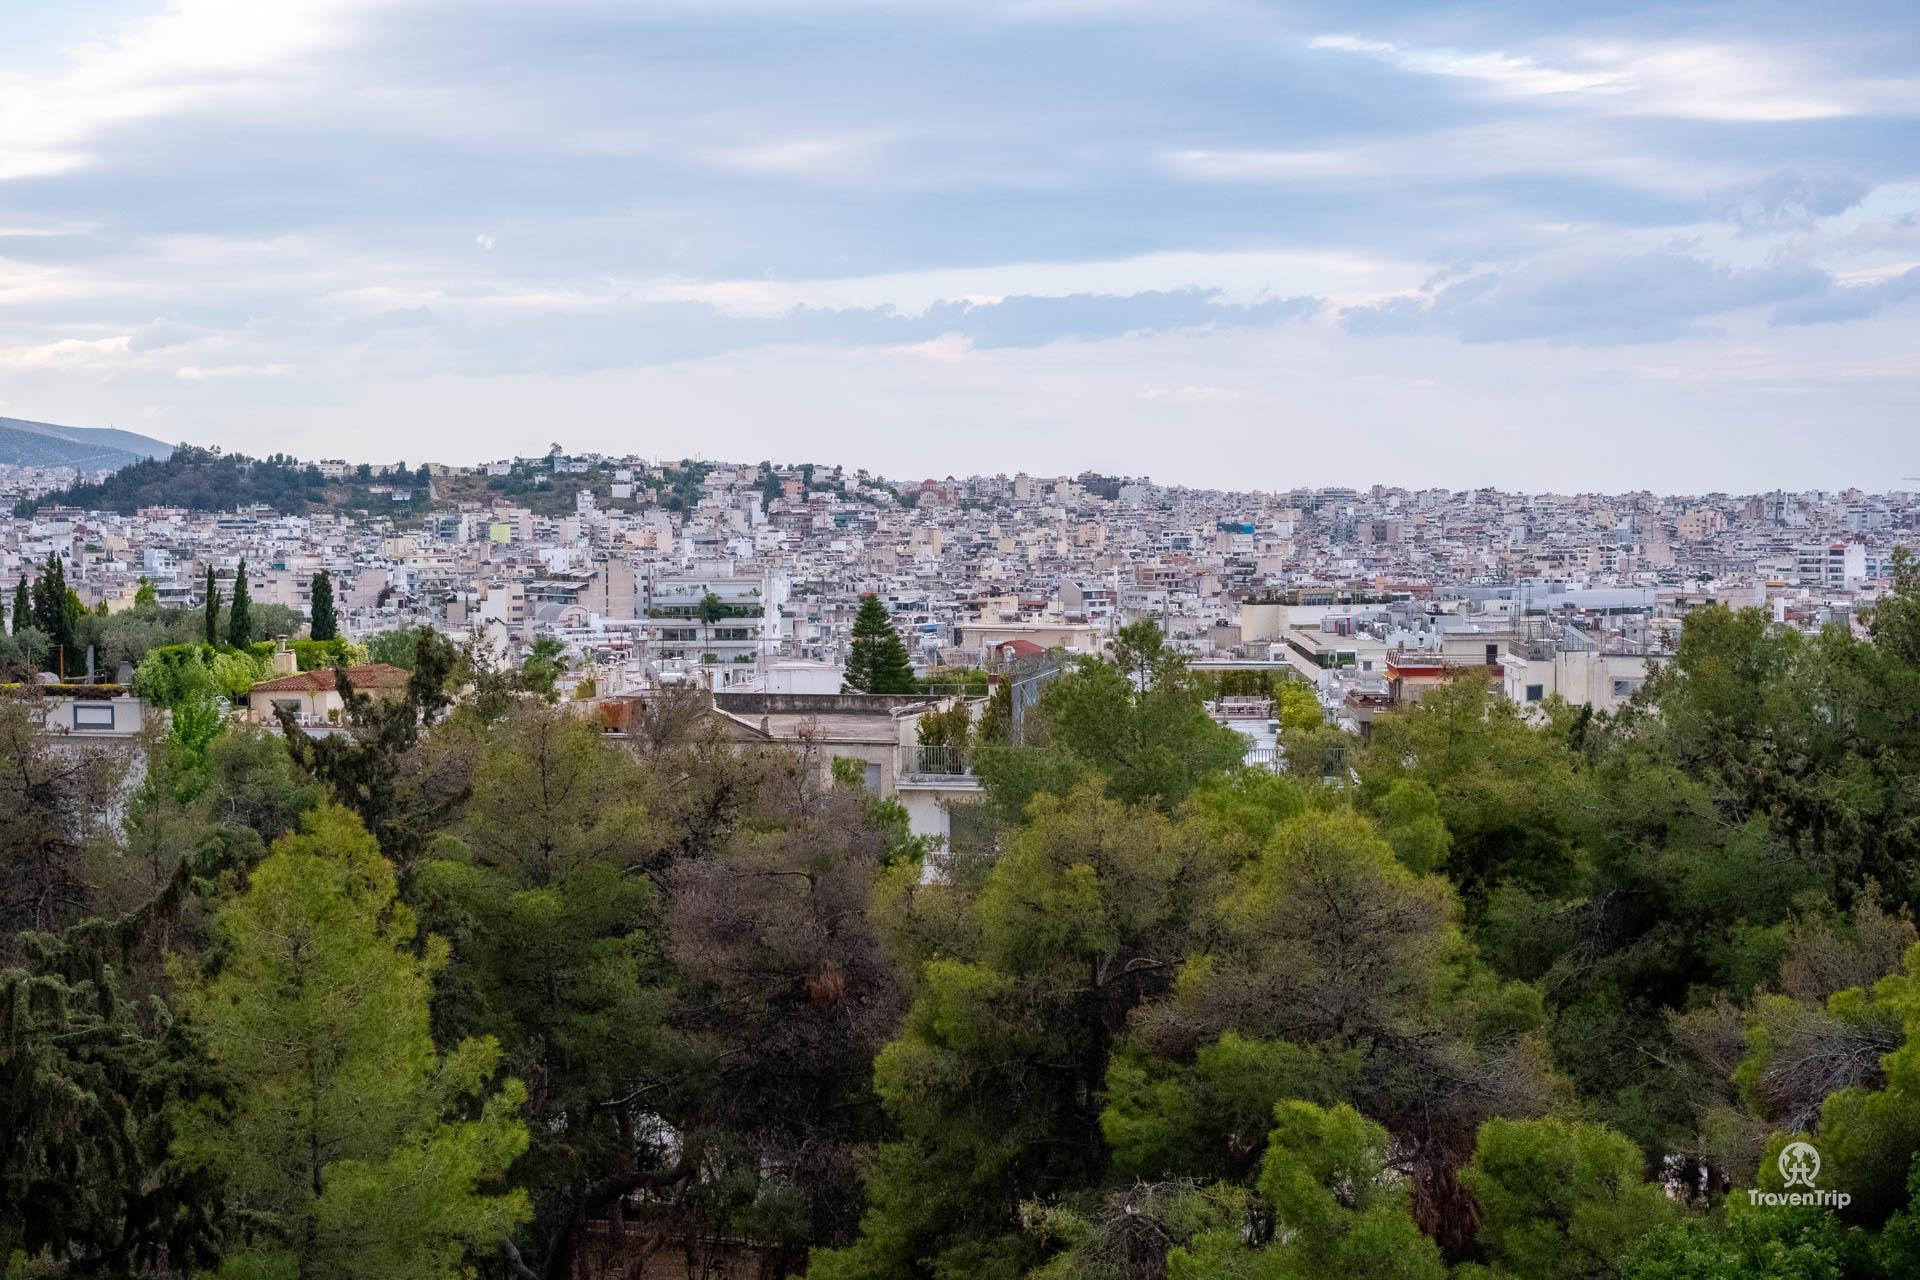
[899,743,974,781]
[1243,746,1282,770]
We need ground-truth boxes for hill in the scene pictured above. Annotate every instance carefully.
[0,416,174,469]
[12,446,331,516]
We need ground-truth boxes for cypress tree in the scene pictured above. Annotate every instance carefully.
[9,575,30,634]
[227,558,253,648]
[846,593,915,694]
[203,565,221,646]
[309,569,337,641]
[29,554,77,673]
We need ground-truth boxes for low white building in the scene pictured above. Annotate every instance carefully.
[1500,630,1651,713]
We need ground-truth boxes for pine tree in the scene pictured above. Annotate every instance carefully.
[10,575,30,634]
[203,565,221,646]
[309,569,337,641]
[846,593,915,693]
[172,806,530,1278]
[227,558,252,648]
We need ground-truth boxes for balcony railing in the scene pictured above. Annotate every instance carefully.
[900,743,972,778]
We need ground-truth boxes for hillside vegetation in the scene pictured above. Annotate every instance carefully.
[13,446,331,516]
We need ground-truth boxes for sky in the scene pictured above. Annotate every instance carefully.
[2,0,1918,492]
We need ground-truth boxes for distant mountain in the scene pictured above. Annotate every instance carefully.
[0,416,175,469]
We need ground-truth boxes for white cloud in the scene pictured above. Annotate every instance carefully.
[1309,34,1629,98]
[1310,32,1920,122]
[0,335,132,369]
[706,131,905,179]
[1164,119,1740,195]
[176,362,292,379]
[0,0,383,181]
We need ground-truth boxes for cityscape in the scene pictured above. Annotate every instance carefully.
[6,438,1917,873]
[8,0,1920,1277]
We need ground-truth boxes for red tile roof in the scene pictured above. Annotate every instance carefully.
[251,663,413,694]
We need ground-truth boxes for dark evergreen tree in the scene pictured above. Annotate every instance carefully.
[226,558,252,648]
[309,569,337,641]
[28,554,78,676]
[845,594,913,694]
[10,575,30,634]
[203,566,220,646]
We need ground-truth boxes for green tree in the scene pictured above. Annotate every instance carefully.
[915,701,974,750]
[1460,1116,1673,1280]
[367,626,422,670]
[227,557,253,648]
[1356,668,1583,906]
[277,627,463,874]
[1864,545,1920,670]
[1108,805,1550,1252]
[133,575,159,608]
[13,574,35,634]
[172,806,530,1279]
[204,565,221,646]
[0,837,253,1274]
[814,782,1221,1279]
[29,553,81,675]
[293,636,369,672]
[309,569,337,641]
[1170,1101,1447,1280]
[846,594,915,694]
[975,620,1247,815]
[519,635,568,701]
[1622,1205,1863,1280]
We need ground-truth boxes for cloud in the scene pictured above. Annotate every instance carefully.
[0,0,377,181]
[403,287,1326,373]
[1709,172,1872,230]
[175,362,292,379]
[1308,34,1629,98]
[913,289,1320,348]
[0,334,132,368]
[1772,266,1920,325]
[1341,251,1829,344]
[2,0,1920,489]
[1308,32,1916,122]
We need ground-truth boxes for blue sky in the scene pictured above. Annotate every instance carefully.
[2,0,1918,490]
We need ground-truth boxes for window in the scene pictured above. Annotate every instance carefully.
[862,762,883,794]
[1486,644,1500,666]
[72,703,114,730]
[1612,679,1641,699]
[1525,684,1544,702]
